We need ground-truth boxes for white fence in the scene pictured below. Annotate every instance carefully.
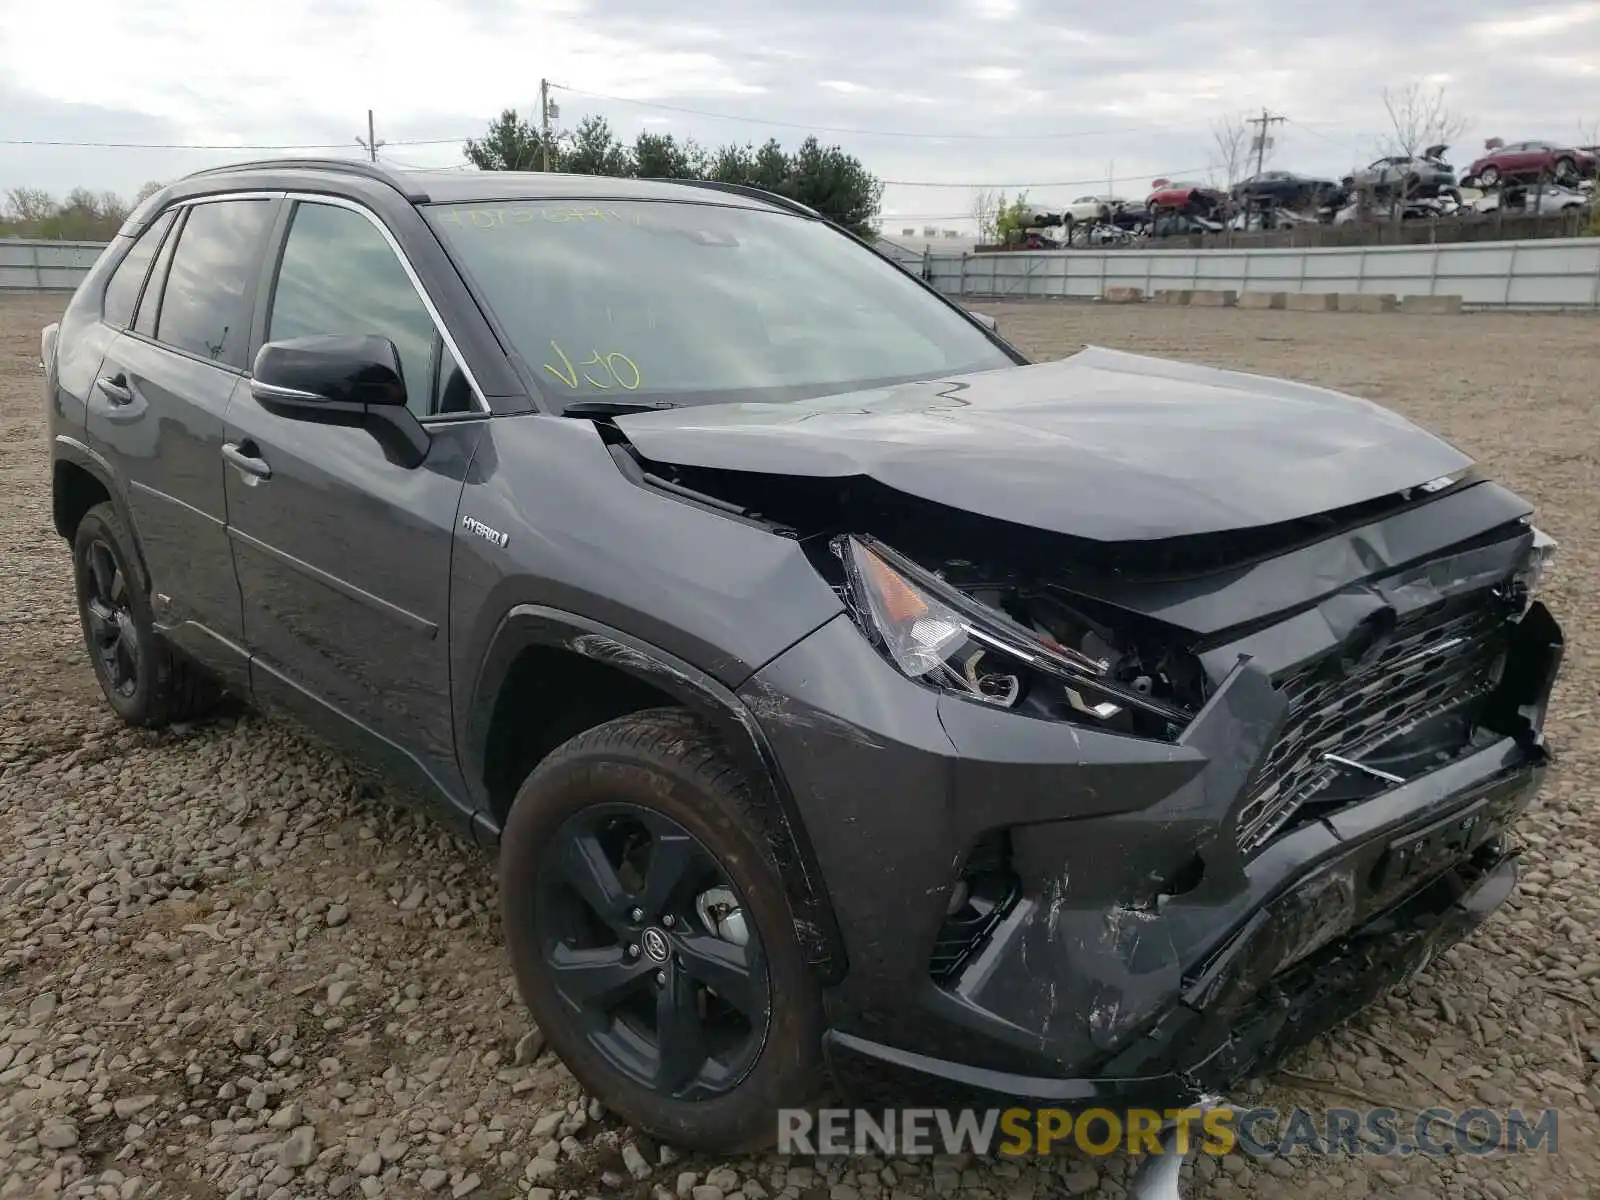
[9,235,1600,310]
[881,237,1600,310]
[0,240,108,292]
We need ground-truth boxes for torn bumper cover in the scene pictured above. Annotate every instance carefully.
[740,562,1562,1110]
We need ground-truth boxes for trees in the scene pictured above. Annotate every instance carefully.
[1,187,130,240]
[632,132,706,179]
[994,193,1032,246]
[462,109,562,172]
[563,116,631,177]
[971,189,1003,243]
[462,109,884,236]
[1210,115,1251,189]
[1379,82,1469,158]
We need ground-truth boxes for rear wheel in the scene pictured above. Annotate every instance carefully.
[71,502,219,727]
[1478,165,1500,188]
[1554,157,1579,184]
[499,708,825,1152]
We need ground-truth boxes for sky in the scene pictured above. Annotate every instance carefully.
[2,0,1598,233]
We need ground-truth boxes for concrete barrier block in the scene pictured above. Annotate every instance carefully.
[1337,293,1398,313]
[1237,290,1287,310]
[1153,289,1192,305]
[1285,292,1339,312]
[1101,286,1144,304]
[1189,289,1237,307]
[1399,294,1464,315]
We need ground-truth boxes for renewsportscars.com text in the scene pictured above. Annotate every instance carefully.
[777,1106,1560,1158]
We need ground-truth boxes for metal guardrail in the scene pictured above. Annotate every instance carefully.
[0,239,108,292]
[11,236,1600,310]
[882,236,1600,310]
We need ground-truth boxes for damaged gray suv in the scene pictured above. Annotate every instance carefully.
[43,159,1563,1161]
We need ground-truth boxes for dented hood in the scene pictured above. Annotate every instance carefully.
[613,346,1474,542]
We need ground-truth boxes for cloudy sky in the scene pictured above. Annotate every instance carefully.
[3,0,1597,231]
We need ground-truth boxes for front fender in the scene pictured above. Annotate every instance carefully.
[463,604,847,983]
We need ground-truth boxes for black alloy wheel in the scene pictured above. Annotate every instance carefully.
[70,502,221,727]
[81,536,140,699]
[534,803,771,1101]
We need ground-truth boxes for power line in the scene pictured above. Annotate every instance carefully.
[0,136,464,150]
[551,82,1213,141]
[878,166,1211,188]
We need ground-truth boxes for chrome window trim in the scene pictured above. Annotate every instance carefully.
[182,190,285,204]
[279,191,490,417]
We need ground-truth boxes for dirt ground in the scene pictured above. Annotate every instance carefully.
[3,291,1599,1200]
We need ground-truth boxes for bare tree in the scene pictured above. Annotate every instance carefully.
[4,187,55,223]
[1379,82,1469,158]
[1579,117,1599,149]
[1209,115,1251,189]
[971,188,1003,242]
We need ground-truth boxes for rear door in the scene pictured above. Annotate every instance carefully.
[88,195,279,686]
[222,195,486,801]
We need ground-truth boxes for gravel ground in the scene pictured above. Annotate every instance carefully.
[3,292,1599,1200]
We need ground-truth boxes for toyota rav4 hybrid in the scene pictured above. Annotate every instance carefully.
[41,161,1563,1163]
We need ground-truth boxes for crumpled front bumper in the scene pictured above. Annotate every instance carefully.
[741,593,1562,1109]
[823,751,1537,1108]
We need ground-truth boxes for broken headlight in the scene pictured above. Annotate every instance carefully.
[1518,528,1558,601]
[836,535,1191,735]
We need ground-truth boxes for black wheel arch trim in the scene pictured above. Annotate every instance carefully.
[465,603,847,983]
[52,435,151,593]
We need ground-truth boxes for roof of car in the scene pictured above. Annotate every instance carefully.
[121,156,820,236]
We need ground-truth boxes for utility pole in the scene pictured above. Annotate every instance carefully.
[356,109,385,162]
[539,79,558,172]
[1243,108,1287,229]
[1246,108,1287,178]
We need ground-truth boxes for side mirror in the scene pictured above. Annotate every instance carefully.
[970,311,999,333]
[250,335,429,468]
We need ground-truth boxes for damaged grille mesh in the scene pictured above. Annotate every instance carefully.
[1236,590,1511,855]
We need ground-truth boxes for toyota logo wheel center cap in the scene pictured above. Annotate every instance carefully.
[641,927,670,963]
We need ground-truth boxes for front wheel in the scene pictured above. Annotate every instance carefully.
[1553,157,1579,184]
[499,708,825,1153]
[1478,165,1500,188]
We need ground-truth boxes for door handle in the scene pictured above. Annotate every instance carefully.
[96,374,133,405]
[222,441,272,480]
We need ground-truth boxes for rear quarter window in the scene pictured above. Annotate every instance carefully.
[101,210,175,330]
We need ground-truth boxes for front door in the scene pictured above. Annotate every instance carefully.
[222,197,484,801]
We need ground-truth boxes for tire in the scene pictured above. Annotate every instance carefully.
[499,707,825,1153]
[71,502,220,727]
[1478,165,1500,188]
[1554,157,1578,184]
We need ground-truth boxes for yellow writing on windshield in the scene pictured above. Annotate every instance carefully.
[437,206,642,229]
[544,341,642,391]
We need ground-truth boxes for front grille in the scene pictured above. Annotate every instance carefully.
[1236,587,1512,854]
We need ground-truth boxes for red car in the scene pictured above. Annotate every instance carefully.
[1468,141,1596,187]
[1146,179,1226,217]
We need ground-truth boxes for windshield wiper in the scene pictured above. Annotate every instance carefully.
[560,399,679,419]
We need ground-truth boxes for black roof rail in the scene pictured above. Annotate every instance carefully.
[642,178,822,220]
[180,157,432,202]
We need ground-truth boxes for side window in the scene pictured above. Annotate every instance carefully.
[102,210,175,329]
[267,201,441,418]
[432,337,474,415]
[156,199,274,369]
[133,209,183,338]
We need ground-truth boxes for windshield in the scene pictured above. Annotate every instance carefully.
[427,199,1014,411]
